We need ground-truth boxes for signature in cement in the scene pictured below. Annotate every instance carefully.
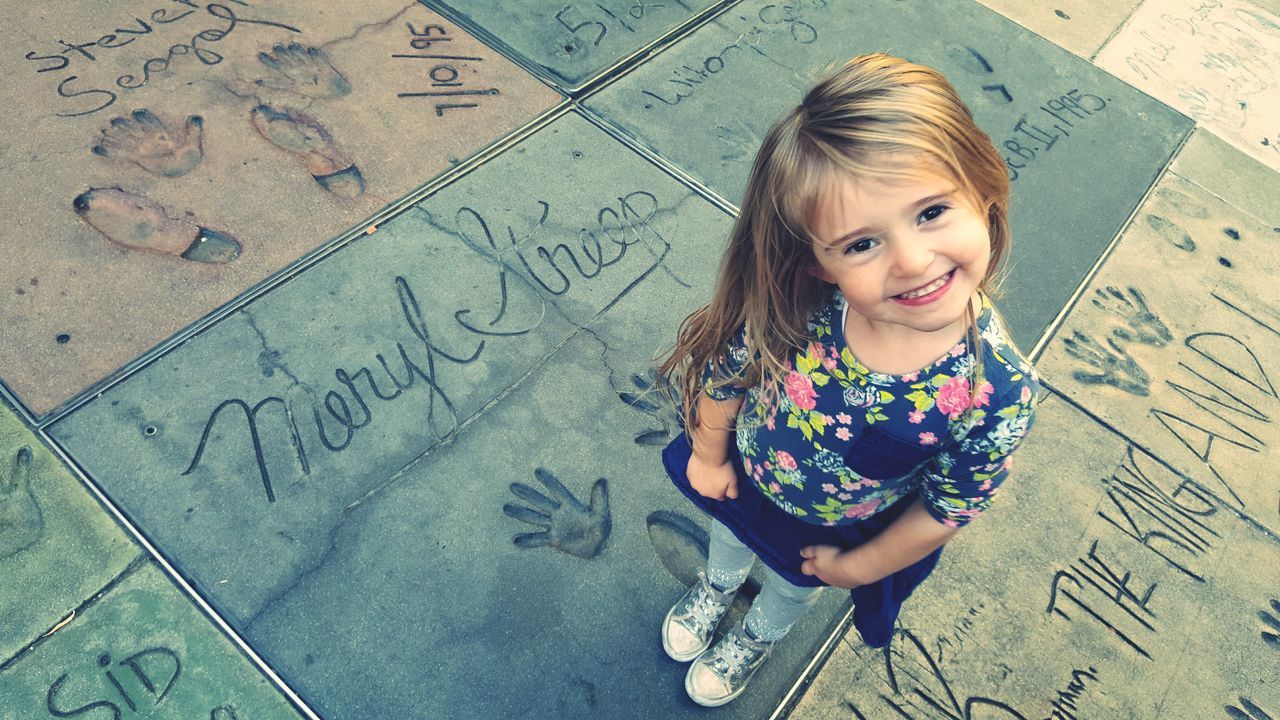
[1091,285,1173,347]
[504,469,610,559]
[1062,330,1152,396]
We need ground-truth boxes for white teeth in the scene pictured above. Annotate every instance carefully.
[898,271,951,299]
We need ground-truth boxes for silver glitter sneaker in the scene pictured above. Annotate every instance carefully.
[684,620,774,707]
[662,570,736,662]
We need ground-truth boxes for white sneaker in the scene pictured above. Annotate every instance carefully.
[684,620,774,707]
[661,570,736,661]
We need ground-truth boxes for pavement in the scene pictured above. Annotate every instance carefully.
[1,1,1277,718]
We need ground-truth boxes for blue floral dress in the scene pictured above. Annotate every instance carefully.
[704,290,1039,528]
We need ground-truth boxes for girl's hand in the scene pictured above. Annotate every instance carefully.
[799,545,866,589]
[687,454,739,500]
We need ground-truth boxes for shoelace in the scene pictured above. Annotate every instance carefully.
[683,586,728,634]
[711,631,764,681]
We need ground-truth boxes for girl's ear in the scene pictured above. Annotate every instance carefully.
[806,263,836,284]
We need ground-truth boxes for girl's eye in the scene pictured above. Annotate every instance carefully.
[919,204,950,223]
[846,237,879,254]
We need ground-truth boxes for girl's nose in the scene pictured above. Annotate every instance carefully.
[889,239,934,278]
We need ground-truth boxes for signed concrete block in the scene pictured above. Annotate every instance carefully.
[976,0,1142,58]
[0,560,301,720]
[1095,0,1280,173]
[792,395,1280,719]
[427,0,721,91]
[1169,128,1280,227]
[49,113,855,717]
[0,407,139,663]
[584,0,1191,350]
[1038,171,1280,537]
[1,0,560,416]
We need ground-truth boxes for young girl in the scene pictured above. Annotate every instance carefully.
[657,53,1038,707]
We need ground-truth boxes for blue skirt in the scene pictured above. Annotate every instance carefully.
[662,433,941,648]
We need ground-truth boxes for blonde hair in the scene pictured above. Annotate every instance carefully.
[660,53,1012,430]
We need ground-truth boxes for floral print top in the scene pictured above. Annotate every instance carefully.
[704,290,1038,528]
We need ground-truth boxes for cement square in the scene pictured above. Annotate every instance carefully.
[584,0,1191,350]
[426,0,721,91]
[1038,170,1280,537]
[0,560,301,720]
[1095,0,1280,173]
[976,0,1143,58]
[791,395,1280,718]
[0,407,139,663]
[1,1,560,417]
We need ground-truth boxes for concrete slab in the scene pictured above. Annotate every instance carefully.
[426,0,720,91]
[790,395,1280,718]
[48,113,853,717]
[584,0,1191,351]
[976,0,1142,59]
[1170,128,1280,226]
[1038,170,1280,536]
[1095,0,1280,172]
[1,1,560,417]
[0,406,139,664]
[0,560,301,720]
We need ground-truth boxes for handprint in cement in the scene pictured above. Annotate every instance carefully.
[618,369,682,446]
[1062,330,1151,396]
[1090,286,1173,347]
[0,447,44,559]
[92,109,204,177]
[1259,597,1280,651]
[256,42,351,99]
[504,469,610,559]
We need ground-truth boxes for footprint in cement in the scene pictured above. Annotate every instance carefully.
[92,109,204,177]
[250,105,364,198]
[73,188,241,263]
[646,510,759,618]
[618,369,682,446]
[1145,214,1196,252]
[0,447,44,559]
[1061,330,1150,396]
[504,469,610,559]
[256,42,351,99]
[1090,286,1173,347]
[210,706,239,720]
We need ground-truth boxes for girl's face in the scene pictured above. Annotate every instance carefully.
[807,167,991,341]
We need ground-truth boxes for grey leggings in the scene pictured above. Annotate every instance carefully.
[706,520,824,642]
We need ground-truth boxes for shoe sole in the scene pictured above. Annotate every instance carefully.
[662,605,711,662]
[684,656,747,707]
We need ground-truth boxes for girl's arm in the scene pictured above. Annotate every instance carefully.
[799,498,958,589]
[687,393,745,500]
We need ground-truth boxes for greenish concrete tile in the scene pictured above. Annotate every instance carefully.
[584,0,1191,350]
[976,0,1142,58]
[786,637,875,719]
[0,1,559,417]
[0,407,139,663]
[795,395,1280,718]
[1170,128,1280,226]
[50,112,852,717]
[1094,0,1280,173]
[427,0,720,91]
[1038,171,1280,536]
[0,560,301,720]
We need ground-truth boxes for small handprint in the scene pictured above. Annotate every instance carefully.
[1090,286,1173,347]
[0,446,44,559]
[1259,597,1280,651]
[504,469,610,559]
[618,369,682,446]
[92,109,204,177]
[1062,330,1151,396]
[256,42,352,99]
[715,120,762,162]
[1225,697,1274,720]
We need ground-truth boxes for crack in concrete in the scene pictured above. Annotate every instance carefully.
[319,3,421,50]
[240,307,304,387]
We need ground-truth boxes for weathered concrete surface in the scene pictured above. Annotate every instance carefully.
[1169,128,1280,227]
[1038,170,1280,537]
[0,1,560,417]
[1095,0,1280,172]
[791,395,1280,718]
[0,406,139,663]
[426,0,721,91]
[0,560,302,720]
[47,112,850,718]
[976,0,1142,59]
[584,0,1191,351]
